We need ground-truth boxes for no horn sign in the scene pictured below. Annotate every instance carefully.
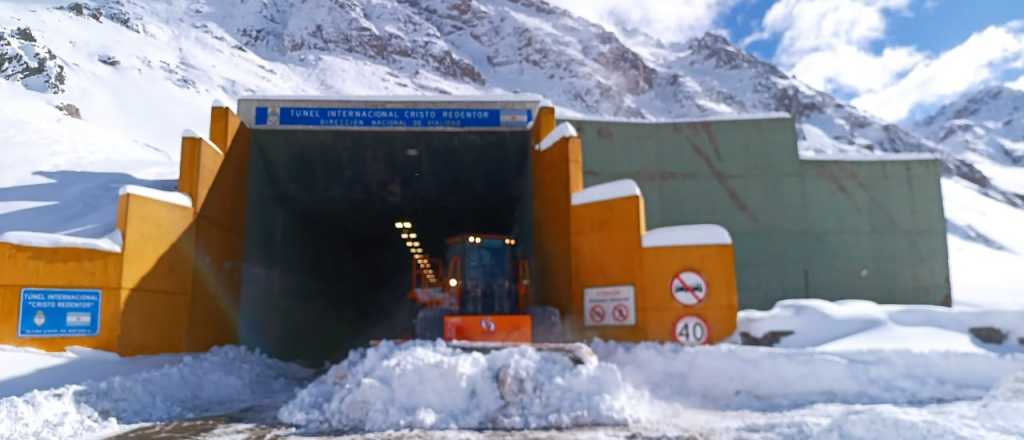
[671,271,707,306]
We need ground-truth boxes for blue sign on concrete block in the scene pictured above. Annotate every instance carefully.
[253,106,532,129]
[18,288,101,338]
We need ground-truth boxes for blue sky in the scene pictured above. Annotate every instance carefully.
[727,0,1022,60]
[548,0,1024,122]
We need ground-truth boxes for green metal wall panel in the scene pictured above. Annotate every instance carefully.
[569,116,951,310]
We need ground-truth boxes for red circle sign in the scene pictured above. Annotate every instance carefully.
[673,315,710,346]
[612,304,629,322]
[670,271,707,306]
[589,305,606,323]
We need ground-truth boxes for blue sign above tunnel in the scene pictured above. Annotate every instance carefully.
[253,106,532,129]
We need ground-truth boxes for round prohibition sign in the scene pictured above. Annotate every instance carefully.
[612,304,630,322]
[589,305,606,323]
[674,315,710,346]
[670,271,708,306]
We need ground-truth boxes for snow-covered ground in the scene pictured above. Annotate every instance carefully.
[2,299,1022,439]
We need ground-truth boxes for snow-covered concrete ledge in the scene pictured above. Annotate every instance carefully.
[535,122,578,151]
[118,185,193,208]
[571,179,641,206]
[642,224,732,248]
[571,111,791,124]
[0,230,123,253]
[181,129,223,154]
[240,93,545,103]
[799,152,941,161]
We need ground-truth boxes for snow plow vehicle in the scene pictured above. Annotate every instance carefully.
[407,232,563,344]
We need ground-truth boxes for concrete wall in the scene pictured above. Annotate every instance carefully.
[0,106,249,355]
[569,116,951,309]
[531,110,738,344]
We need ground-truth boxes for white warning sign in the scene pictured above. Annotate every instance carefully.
[583,285,635,327]
[674,315,710,346]
[670,271,707,306]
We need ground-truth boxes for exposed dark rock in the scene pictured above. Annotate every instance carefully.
[57,1,142,33]
[97,54,120,66]
[740,330,794,347]
[0,26,68,93]
[56,102,81,119]
[969,327,1007,345]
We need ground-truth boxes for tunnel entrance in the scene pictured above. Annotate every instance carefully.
[237,98,537,364]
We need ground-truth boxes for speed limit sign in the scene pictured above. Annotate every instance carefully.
[673,315,709,346]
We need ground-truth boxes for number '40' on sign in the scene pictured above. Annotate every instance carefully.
[674,315,709,346]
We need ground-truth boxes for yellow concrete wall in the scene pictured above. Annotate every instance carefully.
[0,105,252,355]
[0,244,123,351]
[117,192,196,355]
[185,107,251,351]
[530,107,581,318]
[638,245,737,343]
[569,194,645,340]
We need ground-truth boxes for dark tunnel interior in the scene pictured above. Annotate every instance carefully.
[238,129,532,364]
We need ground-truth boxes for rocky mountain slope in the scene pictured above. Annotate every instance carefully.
[917,86,1024,165]
[0,0,1021,305]
[0,0,959,156]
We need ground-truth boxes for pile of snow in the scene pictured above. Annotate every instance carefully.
[593,340,1024,412]
[0,345,181,399]
[736,299,1024,353]
[0,346,311,440]
[277,340,635,432]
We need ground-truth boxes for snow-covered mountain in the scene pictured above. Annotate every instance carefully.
[917,86,1024,164]
[1,0,953,156]
[0,0,1021,306]
[916,86,1024,201]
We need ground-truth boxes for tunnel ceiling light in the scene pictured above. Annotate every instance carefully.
[403,222,412,229]
[413,241,420,247]
[449,278,458,287]
[394,221,404,229]
[409,233,417,239]
[401,233,409,239]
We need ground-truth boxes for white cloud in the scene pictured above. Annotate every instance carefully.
[1009,74,1024,91]
[754,0,918,95]
[853,21,1024,121]
[544,0,737,43]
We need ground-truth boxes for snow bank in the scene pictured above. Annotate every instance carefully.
[118,184,193,208]
[278,340,635,432]
[0,346,312,440]
[0,346,180,399]
[592,340,1024,411]
[0,230,123,253]
[571,179,641,206]
[736,299,1024,352]
[535,121,578,151]
[642,224,732,247]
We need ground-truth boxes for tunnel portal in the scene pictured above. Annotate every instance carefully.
[237,97,538,364]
